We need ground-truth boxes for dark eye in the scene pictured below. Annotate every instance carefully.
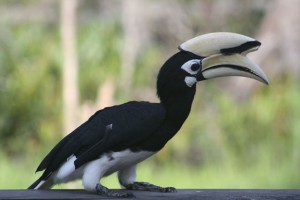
[191,63,200,71]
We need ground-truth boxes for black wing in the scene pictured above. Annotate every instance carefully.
[36,101,166,175]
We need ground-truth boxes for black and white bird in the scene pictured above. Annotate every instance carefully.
[28,32,268,197]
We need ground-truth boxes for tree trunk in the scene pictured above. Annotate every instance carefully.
[61,0,79,135]
[120,0,144,98]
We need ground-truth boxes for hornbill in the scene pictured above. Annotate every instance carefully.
[28,32,268,197]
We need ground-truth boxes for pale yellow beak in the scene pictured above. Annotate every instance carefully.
[179,32,269,84]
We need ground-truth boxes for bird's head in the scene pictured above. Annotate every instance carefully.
[157,32,268,102]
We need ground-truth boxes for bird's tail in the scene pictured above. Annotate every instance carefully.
[28,177,53,190]
[28,177,44,189]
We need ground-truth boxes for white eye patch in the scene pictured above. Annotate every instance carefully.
[181,59,201,75]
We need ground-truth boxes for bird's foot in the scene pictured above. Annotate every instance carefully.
[126,181,177,193]
[96,184,134,198]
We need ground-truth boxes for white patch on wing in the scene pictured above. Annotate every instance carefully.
[106,124,113,131]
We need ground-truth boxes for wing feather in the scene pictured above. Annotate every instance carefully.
[35,101,166,175]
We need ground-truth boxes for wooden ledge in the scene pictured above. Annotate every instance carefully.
[1,189,300,200]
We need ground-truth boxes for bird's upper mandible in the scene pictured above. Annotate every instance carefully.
[178,32,261,57]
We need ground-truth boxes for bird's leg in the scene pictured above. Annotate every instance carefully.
[95,184,134,198]
[126,182,177,192]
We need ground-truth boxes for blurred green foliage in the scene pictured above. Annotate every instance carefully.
[78,21,121,102]
[0,23,62,155]
[0,0,300,189]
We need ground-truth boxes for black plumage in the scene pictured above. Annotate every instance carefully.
[29,51,201,191]
[28,32,268,196]
[35,101,166,176]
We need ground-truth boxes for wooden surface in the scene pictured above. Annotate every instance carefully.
[0,189,300,200]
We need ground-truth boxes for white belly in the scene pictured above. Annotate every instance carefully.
[53,149,155,188]
[94,149,155,176]
[81,149,155,191]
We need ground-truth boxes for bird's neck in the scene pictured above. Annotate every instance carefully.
[137,89,196,152]
[163,91,195,122]
[160,89,196,140]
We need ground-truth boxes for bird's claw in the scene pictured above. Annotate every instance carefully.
[96,184,134,198]
[126,182,177,193]
[162,187,177,192]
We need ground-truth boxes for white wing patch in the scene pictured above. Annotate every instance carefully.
[106,124,113,131]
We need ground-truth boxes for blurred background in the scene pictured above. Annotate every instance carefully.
[0,0,300,189]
